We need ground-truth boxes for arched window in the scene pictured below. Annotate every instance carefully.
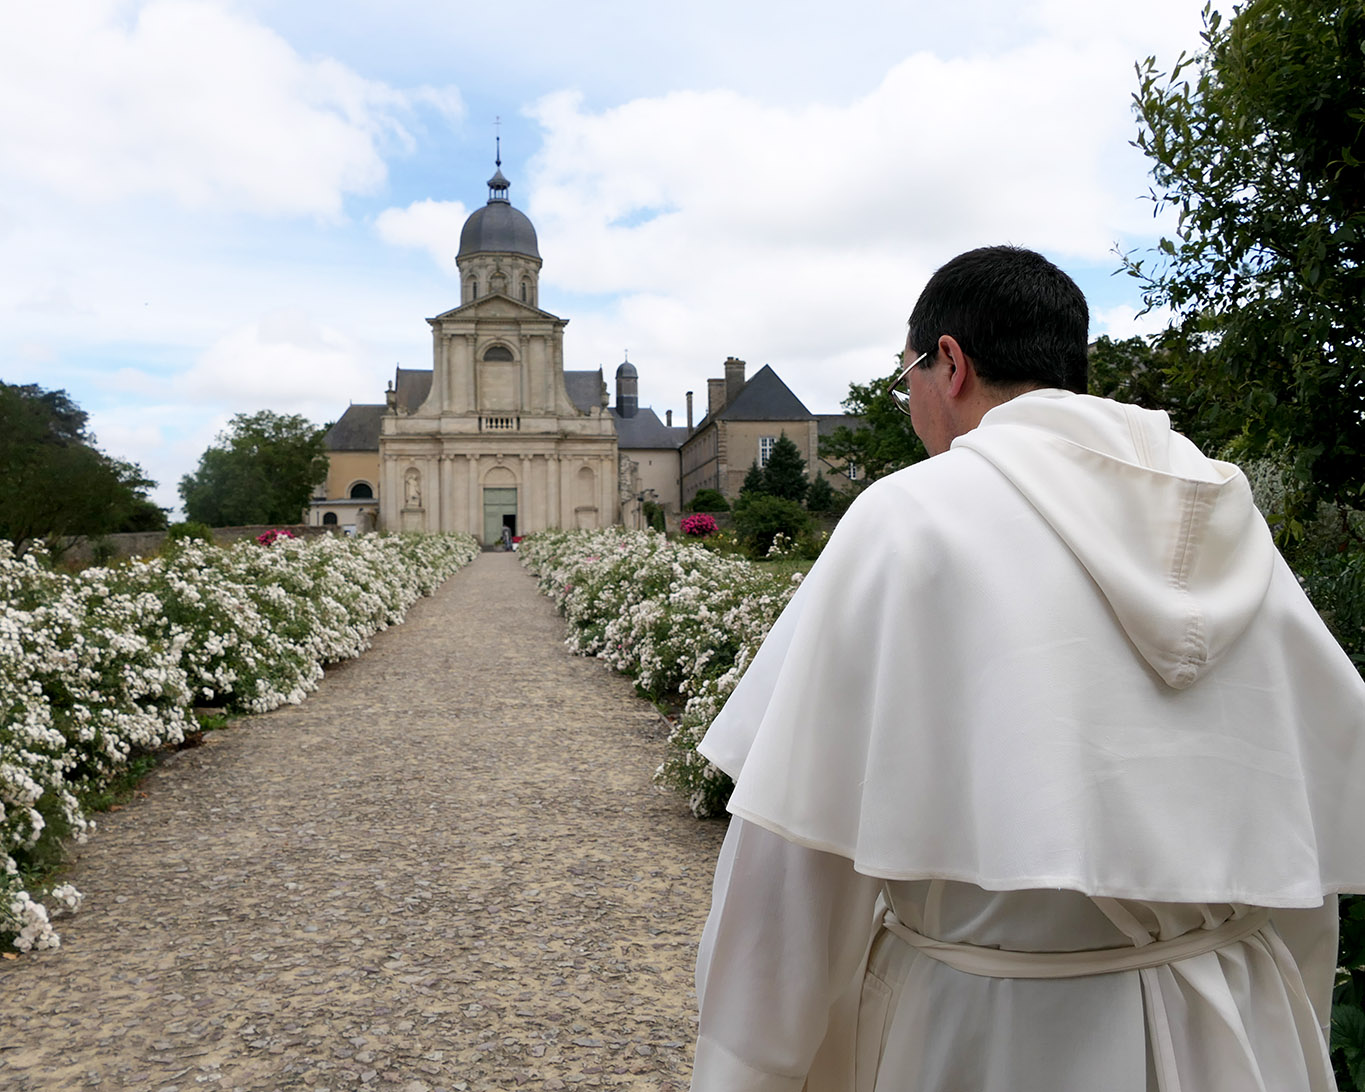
[521,282,528,302]
[482,344,514,362]
[349,482,373,499]
[468,279,478,301]
[322,512,338,525]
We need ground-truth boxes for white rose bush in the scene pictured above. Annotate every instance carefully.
[0,531,477,952]
[520,529,801,818]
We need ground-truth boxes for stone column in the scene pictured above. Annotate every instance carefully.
[600,455,614,527]
[519,455,532,531]
[424,456,440,531]
[520,336,532,415]
[467,456,481,542]
[450,455,467,536]
[381,455,400,531]
[547,453,560,530]
[466,333,478,414]
[440,454,456,532]
[428,330,445,413]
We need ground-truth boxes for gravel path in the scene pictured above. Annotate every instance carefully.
[0,552,726,1091]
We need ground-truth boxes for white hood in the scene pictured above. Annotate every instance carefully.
[955,391,1276,689]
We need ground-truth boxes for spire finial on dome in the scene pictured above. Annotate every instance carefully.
[486,120,510,204]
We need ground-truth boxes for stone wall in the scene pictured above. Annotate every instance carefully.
[62,525,337,564]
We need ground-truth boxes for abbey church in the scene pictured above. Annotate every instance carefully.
[309,157,851,542]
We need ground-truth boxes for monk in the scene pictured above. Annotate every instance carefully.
[690,246,1365,1091]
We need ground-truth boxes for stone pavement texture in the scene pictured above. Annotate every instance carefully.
[0,553,727,1091]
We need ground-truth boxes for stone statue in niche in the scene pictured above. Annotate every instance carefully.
[404,467,422,508]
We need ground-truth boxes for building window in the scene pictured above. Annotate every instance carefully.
[468,280,478,300]
[483,344,515,361]
[759,435,777,467]
[349,482,374,499]
[322,512,338,525]
[846,463,860,481]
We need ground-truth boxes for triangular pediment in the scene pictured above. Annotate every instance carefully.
[430,293,564,323]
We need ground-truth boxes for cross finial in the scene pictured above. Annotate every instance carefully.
[495,116,502,168]
[624,349,629,362]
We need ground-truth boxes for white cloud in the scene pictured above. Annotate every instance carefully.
[0,0,462,217]
[524,26,1190,414]
[181,308,381,421]
[1094,303,1175,341]
[375,198,470,271]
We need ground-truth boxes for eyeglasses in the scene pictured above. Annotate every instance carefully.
[886,351,929,416]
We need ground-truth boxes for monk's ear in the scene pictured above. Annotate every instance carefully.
[939,335,973,398]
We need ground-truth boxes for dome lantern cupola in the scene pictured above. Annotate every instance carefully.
[457,136,542,305]
[486,138,511,203]
[457,139,541,263]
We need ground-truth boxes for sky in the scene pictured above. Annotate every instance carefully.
[0,0,1212,515]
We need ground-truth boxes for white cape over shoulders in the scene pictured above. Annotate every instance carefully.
[698,391,1365,905]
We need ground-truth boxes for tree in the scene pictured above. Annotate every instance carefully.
[819,361,928,489]
[805,472,836,514]
[0,382,166,555]
[741,460,767,497]
[686,488,730,513]
[179,411,328,526]
[1127,0,1365,529]
[762,433,809,504]
[1087,335,1225,450]
[732,493,810,558]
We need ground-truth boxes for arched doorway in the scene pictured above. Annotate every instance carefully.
[482,466,518,546]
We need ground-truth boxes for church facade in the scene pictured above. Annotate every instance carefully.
[376,161,619,542]
[308,157,856,541]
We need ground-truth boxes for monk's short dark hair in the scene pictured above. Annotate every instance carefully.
[908,246,1090,394]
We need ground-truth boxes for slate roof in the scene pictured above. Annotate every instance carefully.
[701,364,814,424]
[611,407,686,449]
[564,369,605,414]
[817,412,866,437]
[325,404,386,451]
[395,368,432,413]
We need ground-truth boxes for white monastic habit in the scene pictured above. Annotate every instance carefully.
[692,390,1365,1092]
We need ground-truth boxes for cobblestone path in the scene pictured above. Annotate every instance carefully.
[0,553,726,1091]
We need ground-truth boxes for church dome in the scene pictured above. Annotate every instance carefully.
[616,359,638,379]
[458,162,540,260]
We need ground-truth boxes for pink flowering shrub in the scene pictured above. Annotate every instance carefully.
[256,529,296,545]
[681,513,718,537]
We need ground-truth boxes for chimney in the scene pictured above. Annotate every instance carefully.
[686,391,694,430]
[708,378,726,417]
[724,357,746,406]
[666,409,672,427]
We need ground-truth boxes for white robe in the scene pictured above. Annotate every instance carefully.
[692,391,1365,1091]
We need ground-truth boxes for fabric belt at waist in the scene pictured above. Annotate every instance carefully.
[880,906,1273,980]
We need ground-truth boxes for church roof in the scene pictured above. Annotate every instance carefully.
[457,162,540,260]
[395,368,432,413]
[817,412,866,436]
[611,406,686,449]
[326,404,385,451]
[711,364,815,422]
[458,202,540,259]
[564,369,605,413]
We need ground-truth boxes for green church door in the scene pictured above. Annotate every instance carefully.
[483,487,518,545]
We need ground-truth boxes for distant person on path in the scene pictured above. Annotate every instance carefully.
[690,246,1365,1091]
